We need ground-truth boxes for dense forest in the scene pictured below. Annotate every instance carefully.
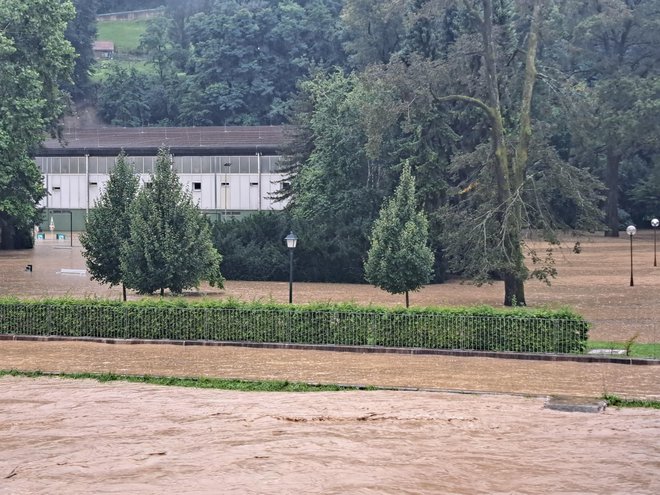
[2,0,659,304]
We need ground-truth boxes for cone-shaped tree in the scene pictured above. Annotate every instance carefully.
[121,148,223,295]
[80,151,138,301]
[364,162,434,307]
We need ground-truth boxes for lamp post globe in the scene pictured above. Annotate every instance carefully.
[285,231,298,250]
[652,218,659,267]
[626,225,636,286]
[285,232,298,303]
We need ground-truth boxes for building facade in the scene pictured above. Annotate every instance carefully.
[35,126,289,231]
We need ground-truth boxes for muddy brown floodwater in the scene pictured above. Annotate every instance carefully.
[1,232,659,342]
[1,233,659,493]
[1,376,659,495]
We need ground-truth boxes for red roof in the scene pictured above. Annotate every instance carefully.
[93,41,115,51]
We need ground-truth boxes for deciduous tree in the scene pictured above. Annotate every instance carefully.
[365,162,434,307]
[65,0,98,101]
[0,0,75,249]
[563,0,660,235]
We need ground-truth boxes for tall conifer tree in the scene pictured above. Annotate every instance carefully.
[121,149,223,295]
[80,151,138,301]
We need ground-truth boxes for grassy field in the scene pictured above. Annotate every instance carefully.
[97,19,149,54]
[94,19,153,82]
[92,58,154,82]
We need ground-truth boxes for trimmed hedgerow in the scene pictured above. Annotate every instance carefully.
[0,297,589,353]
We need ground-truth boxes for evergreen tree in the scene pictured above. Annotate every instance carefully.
[121,148,223,295]
[80,152,138,301]
[364,162,434,307]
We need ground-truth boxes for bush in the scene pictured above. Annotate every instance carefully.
[0,298,589,354]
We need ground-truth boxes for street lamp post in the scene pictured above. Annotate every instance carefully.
[626,225,636,286]
[223,162,231,218]
[652,218,659,267]
[285,231,298,304]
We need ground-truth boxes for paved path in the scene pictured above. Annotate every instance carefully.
[1,341,659,399]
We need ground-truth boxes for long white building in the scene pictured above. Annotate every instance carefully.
[35,126,289,230]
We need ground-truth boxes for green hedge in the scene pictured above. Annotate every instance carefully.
[0,298,589,353]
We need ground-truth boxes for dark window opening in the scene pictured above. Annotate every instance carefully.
[193,182,202,191]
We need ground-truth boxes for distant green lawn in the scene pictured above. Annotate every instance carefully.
[587,340,660,359]
[97,19,148,54]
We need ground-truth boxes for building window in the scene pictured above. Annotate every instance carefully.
[221,182,229,187]
[250,182,259,186]
[282,182,291,190]
[193,182,202,191]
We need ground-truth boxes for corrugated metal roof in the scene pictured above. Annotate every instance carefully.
[38,125,288,156]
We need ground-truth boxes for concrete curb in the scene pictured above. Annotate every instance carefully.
[1,334,658,366]
[544,396,608,413]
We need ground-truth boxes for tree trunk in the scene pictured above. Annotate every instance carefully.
[0,221,8,250]
[513,0,542,187]
[405,290,409,308]
[499,0,541,308]
[604,147,620,237]
[122,283,127,302]
[491,0,541,307]
[0,217,35,250]
[160,287,165,297]
[480,0,510,203]
[0,218,13,250]
[503,271,526,306]
[440,0,542,307]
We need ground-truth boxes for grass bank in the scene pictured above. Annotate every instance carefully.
[602,394,660,409]
[587,341,660,359]
[0,369,367,392]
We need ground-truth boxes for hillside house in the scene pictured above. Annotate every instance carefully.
[93,41,115,59]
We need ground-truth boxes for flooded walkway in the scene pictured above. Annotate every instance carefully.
[1,340,658,399]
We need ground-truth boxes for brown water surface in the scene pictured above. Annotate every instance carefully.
[1,376,659,495]
[1,235,660,493]
[1,233,659,342]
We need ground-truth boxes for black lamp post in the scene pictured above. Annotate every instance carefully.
[222,162,231,218]
[626,225,636,286]
[285,231,298,304]
[652,218,659,267]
